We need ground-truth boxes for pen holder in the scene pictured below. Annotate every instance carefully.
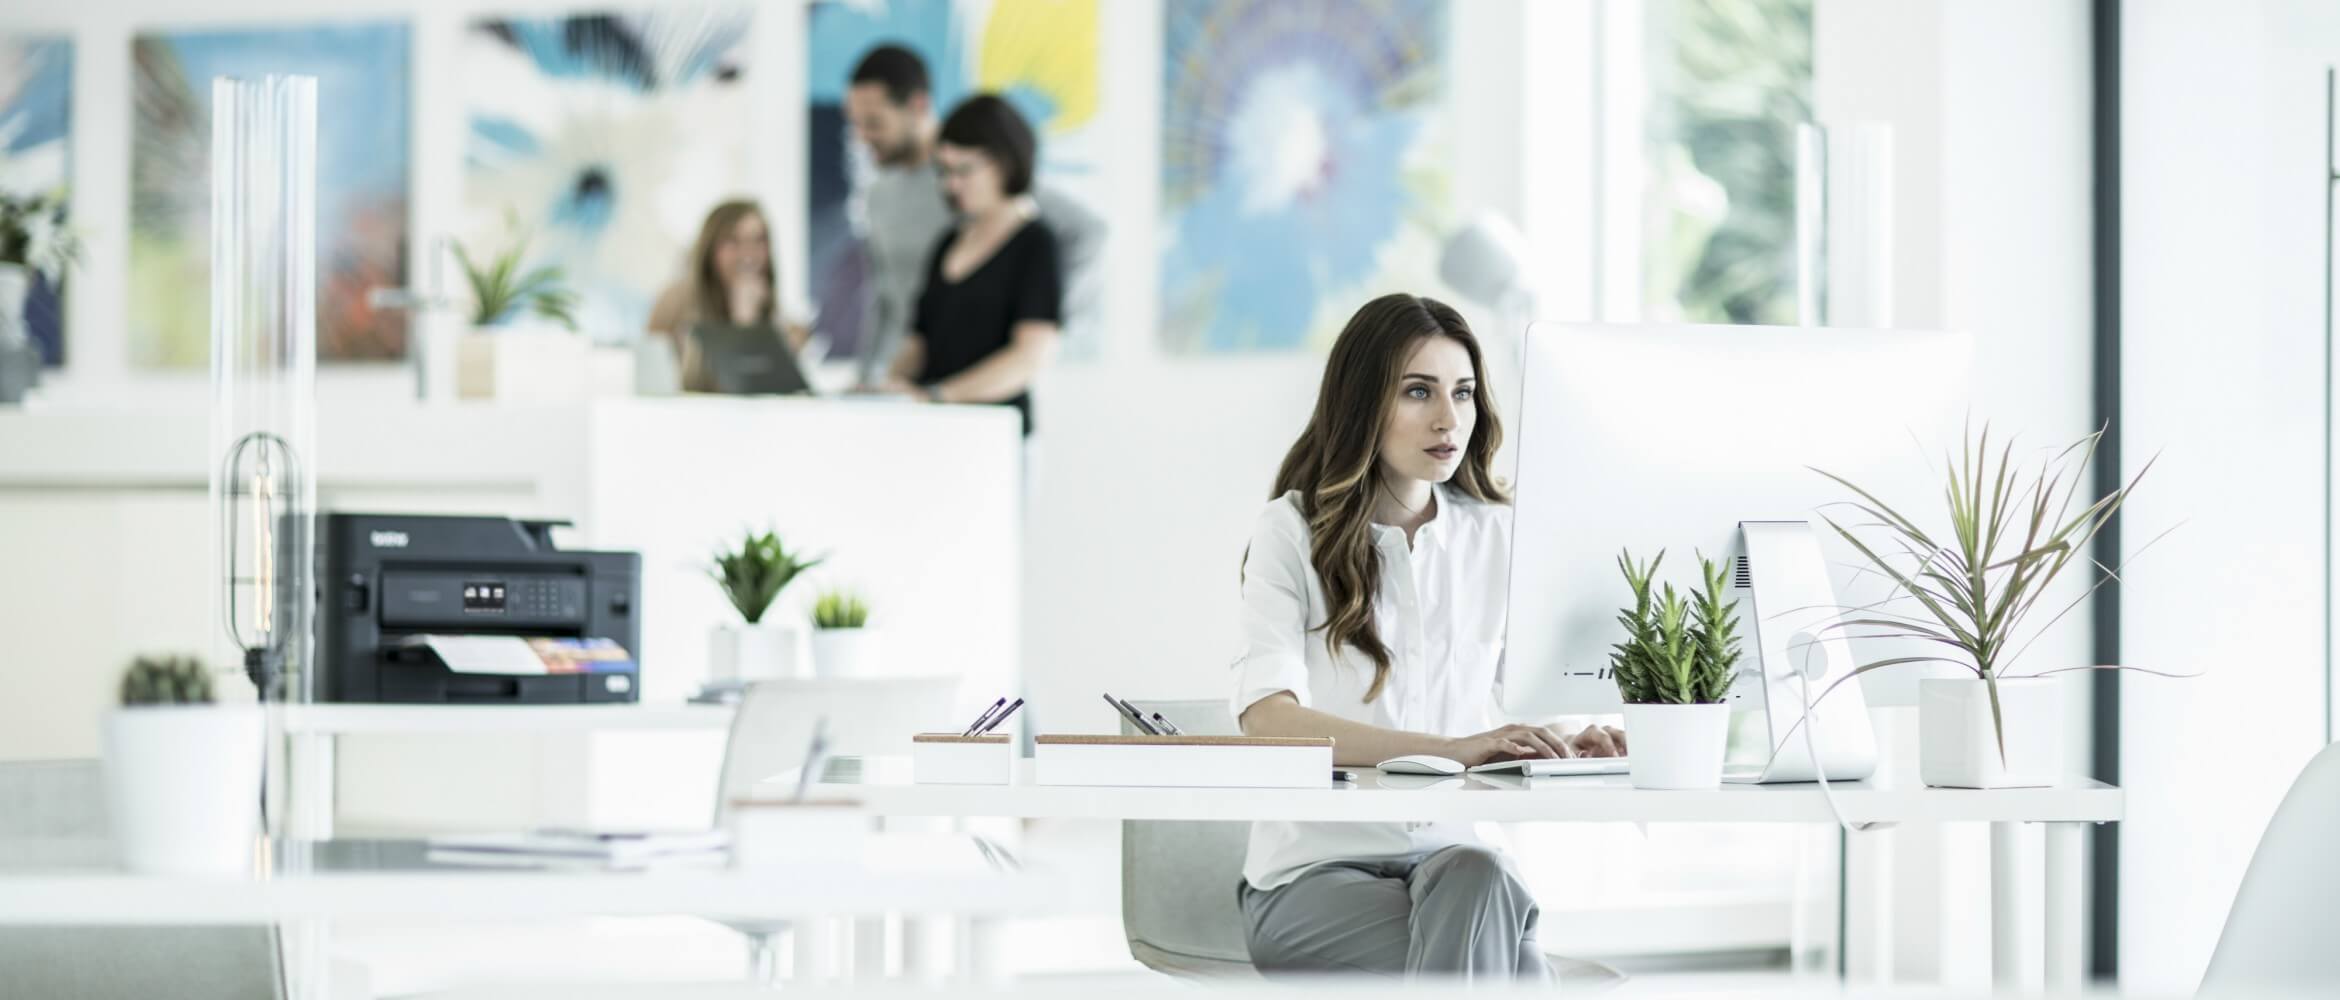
[911,733,1014,785]
[726,798,870,870]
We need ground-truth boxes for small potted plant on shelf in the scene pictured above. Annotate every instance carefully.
[103,655,264,875]
[451,212,583,401]
[1609,550,1741,790]
[1813,425,2167,788]
[708,528,823,683]
[809,588,879,678]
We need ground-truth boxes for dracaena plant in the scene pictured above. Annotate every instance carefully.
[1810,424,2174,761]
[452,213,578,331]
[1609,549,1739,705]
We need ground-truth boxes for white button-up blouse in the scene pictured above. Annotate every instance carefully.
[1228,484,1513,890]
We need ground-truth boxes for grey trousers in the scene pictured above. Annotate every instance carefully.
[1238,844,1550,982]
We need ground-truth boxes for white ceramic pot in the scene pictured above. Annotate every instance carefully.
[103,705,266,875]
[1919,676,2062,788]
[1620,702,1731,790]
[455,327,589,402]
[709,623,805,682]
[809,628,881,678]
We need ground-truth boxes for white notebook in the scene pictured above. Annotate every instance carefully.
[425,829,729,867]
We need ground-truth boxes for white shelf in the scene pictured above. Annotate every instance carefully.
[277,703,732,735]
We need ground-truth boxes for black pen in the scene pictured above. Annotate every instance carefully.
[1118,696,1163,735]
[1103,693,1158,735]
[962,697,1006,736]
[976,698,1024,735]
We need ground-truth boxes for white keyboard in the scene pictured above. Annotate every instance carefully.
[1469,756,1630,777]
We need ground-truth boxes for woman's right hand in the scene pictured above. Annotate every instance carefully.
[728,273,769,326]
[1444,724,1577,766]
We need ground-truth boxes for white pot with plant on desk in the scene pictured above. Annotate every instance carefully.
[102,656,264,876]
[451,213,585,402]
[809,589,880,678]
[1813,425,2178,789]
[1608,550,1740,790]
[708,528,823,684]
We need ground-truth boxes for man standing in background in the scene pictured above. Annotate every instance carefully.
[841,44,1105,388]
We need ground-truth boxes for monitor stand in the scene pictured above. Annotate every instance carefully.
[1721,520,1879,784]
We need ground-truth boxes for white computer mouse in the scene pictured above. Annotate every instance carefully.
[1376,754,1468,776]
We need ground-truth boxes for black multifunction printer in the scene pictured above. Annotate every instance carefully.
[318,513,642,703]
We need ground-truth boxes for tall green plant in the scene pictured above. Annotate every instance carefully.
[452,216,578,331]
[708,529,823,625]
[1610,550,1738,705]
[1812,425,2161,761]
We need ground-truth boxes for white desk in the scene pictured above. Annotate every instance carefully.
[809,757,2121,991]
[0,834,1064,992]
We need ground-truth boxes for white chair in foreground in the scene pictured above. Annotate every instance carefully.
[2200,739,2340,993]
[711,675,965,985]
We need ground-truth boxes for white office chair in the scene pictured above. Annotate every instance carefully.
[711,676,967,984]
[2199,739,2340,993]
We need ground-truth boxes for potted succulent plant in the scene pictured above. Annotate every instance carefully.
[708,528,823,682]
[1813,426,2163,788]
[103,656,264,875]
[451,212,583,401]
[809,589,879,678]
[0,189,78,404]
[1609,551,1742,789]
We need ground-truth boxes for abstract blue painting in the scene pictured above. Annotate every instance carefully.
[1160,0,1452,354]
[0,37,71,365]
[465,8,755,343]
[131,23,411,366]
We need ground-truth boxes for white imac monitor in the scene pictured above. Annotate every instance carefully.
[1500,322,1973,781]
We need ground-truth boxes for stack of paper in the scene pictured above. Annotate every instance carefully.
[425,829,729,870]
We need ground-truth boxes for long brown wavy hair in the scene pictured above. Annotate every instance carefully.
[1268,293,1509,703]
[685,199,776,328]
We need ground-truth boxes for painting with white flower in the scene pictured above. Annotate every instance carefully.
[0,37,70,366]
[1160,0,1452,354]
[464,8,756,344]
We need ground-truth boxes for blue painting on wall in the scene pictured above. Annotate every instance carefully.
[1160,0,1452,354]
[0,37,71,366]
[131,23,411,366]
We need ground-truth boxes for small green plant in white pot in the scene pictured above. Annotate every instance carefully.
[809,589,880,678]
[1815,426,2161,789]
[104,656,264,875]
[1610,551,1741,789]
[450,214,583,401]
[708,529,822,682]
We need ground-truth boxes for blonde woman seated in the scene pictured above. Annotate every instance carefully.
[648,199,811,392]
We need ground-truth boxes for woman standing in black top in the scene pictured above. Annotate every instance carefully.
[880,95,1062,437]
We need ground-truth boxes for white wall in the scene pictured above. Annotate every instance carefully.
[2121,0,2340,991]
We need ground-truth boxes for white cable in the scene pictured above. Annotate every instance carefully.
[1792,639,1890,835]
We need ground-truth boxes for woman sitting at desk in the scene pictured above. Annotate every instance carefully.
[1231,293,1626,981]
[876,95,1060,438]
[648,199,811,392]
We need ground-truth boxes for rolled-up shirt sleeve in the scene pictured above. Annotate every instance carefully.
[1230,503,1315,720]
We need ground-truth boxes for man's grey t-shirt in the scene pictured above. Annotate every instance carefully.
[856,163,1102,385]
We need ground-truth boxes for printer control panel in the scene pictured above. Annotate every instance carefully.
[380,570,590,628]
